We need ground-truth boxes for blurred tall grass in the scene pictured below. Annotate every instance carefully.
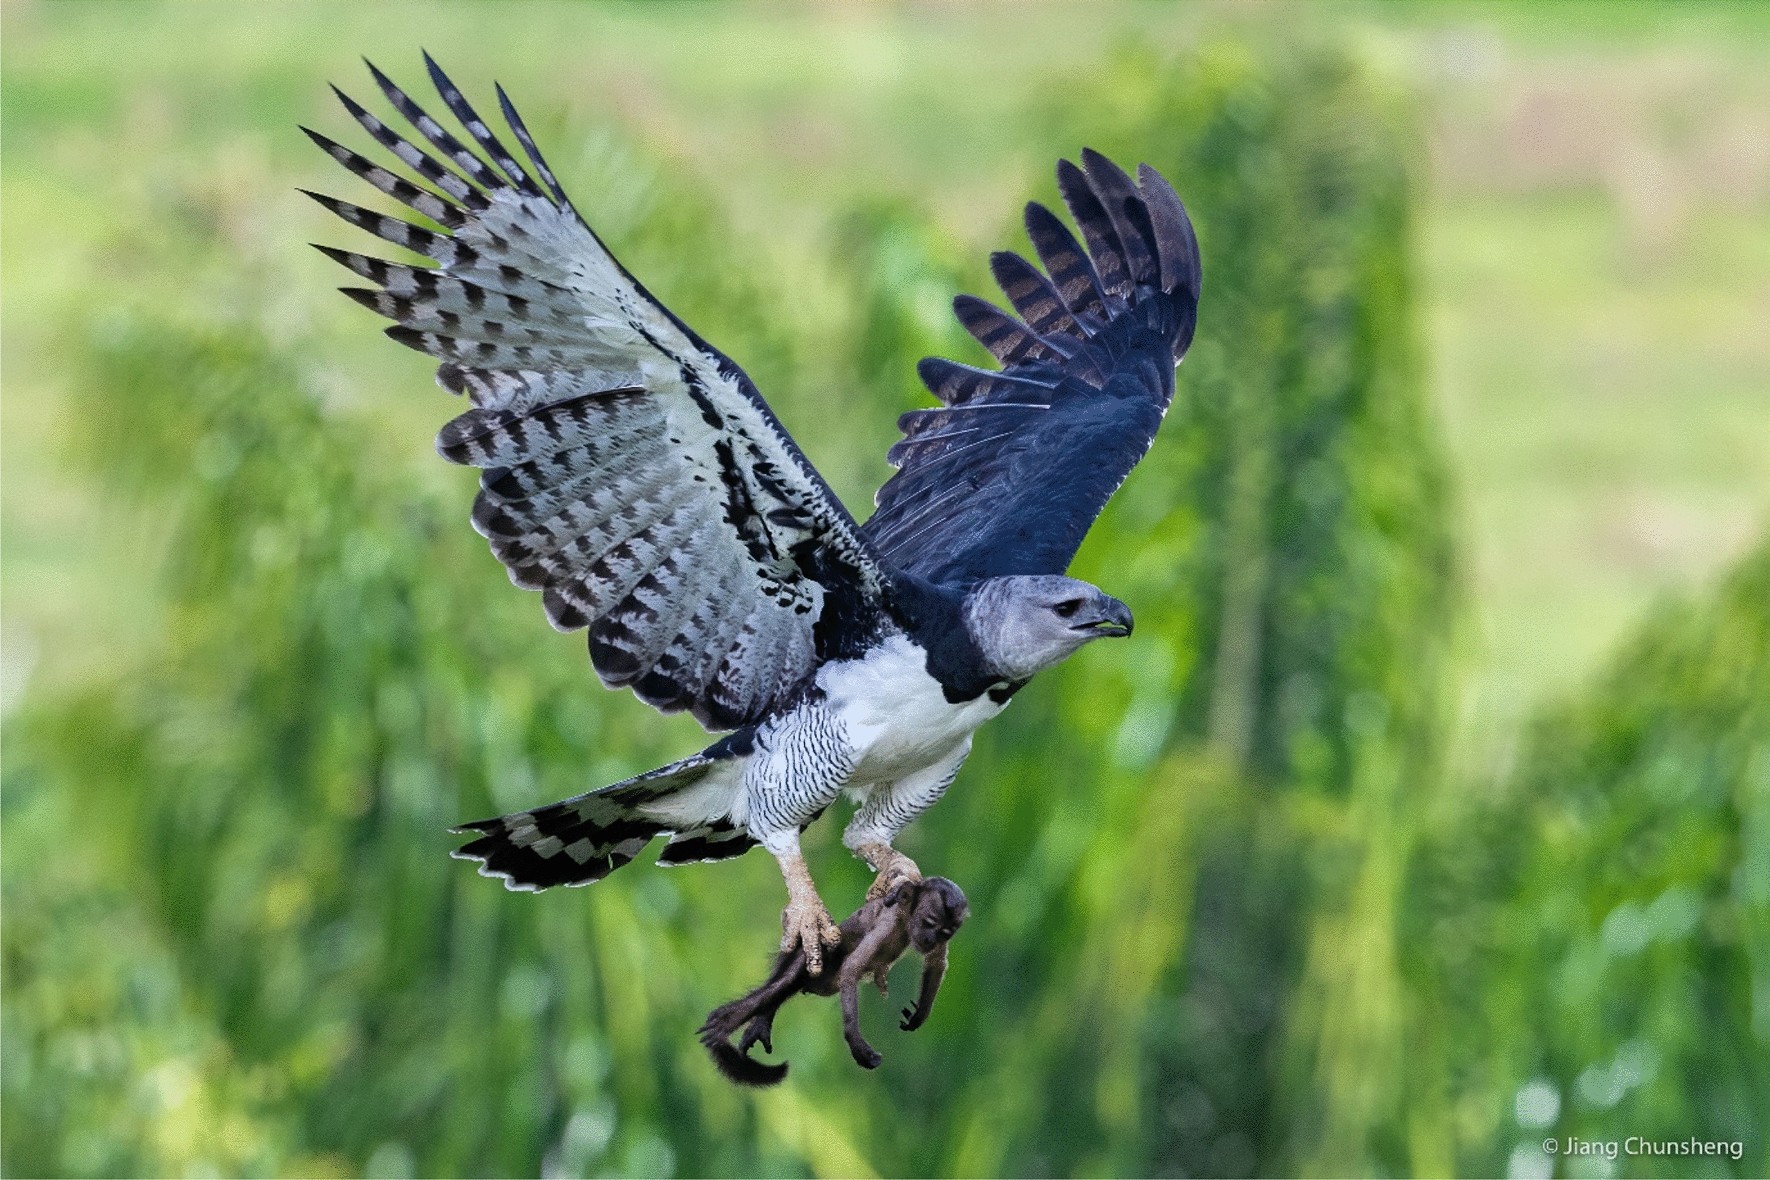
[2,5,1766,1179]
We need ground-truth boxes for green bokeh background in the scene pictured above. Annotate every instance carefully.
[2,3,1766,1177]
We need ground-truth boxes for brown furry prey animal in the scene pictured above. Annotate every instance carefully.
[699,877,968,1085]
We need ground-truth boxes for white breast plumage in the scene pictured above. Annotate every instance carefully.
[815,634,1006,783]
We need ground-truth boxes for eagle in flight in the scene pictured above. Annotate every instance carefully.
[306,57,1200,972]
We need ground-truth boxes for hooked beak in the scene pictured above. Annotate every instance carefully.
[1074,594,1134,639]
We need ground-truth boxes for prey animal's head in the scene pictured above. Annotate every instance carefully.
[885,876,970,953]
[962,574,1133,683]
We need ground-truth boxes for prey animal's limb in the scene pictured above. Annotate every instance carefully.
[833,915,901,1069]
[702,949,805,1047]
[700,877,970,1085]
[699,950,806,1087]
[900,940,948,1031]
[738,1006,777,1056]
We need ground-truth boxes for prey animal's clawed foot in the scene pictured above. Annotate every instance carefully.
[781,898,842,975]
[900,1003,931,1032]
[738,1016,774,1056]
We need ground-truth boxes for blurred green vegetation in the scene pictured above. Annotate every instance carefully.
[1407,540,1769,1179]
[2,3,1766,1178]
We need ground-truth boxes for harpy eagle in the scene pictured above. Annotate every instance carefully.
[306,57,1200,971]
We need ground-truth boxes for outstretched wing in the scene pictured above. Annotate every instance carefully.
[862,151,1201,586]
[306,56,887,730]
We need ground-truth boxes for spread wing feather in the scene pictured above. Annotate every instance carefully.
[308,57,888,729]
[863,151,1201,585]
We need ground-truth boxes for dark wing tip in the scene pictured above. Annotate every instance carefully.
[986,248,1025,276]
[362,56,404,99]
[1134,160,1177,200]
[1136,161,1202,301]
[421,49,455,95]
[328,85,384,138]
[310,243,380,278]
[384,324,432,354]
[494,79,571,207]
[1078,147,1133,203]
[1022,199,1057,232]
[338,286,381,312]
[1078,145,1123,179]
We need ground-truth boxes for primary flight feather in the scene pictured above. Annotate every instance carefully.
[306,56,1200,971]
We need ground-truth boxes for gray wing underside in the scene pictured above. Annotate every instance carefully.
[307,56,886,730]
[862,151,1202,586]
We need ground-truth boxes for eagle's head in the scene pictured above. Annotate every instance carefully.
[963,574,1134,683]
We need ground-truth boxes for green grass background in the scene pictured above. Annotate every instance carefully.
[2,2,1766,1177]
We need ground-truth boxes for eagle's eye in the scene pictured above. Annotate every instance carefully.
[1053,599,1083,619]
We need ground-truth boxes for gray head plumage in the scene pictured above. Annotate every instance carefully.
[961,575,1133,683]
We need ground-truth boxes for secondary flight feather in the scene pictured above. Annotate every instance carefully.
[306,56,1200,972]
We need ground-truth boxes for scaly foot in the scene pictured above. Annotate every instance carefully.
[780,895,842,975]
[775,849,841,974]
[856,842,922,903]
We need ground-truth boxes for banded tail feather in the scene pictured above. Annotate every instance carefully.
[450,749,755,890]
[655,818,759,866]
[451,792,664,891]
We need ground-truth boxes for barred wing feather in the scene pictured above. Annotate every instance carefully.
[307,56,886,730]
[863,151,1202,585]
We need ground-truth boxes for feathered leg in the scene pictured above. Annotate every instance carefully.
[741,711,852,974]
[844,742,968,901]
